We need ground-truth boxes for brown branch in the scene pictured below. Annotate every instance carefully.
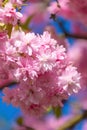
[0,80,19,91]
[50,14,87,40]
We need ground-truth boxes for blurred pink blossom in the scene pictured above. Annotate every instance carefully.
[14,114,73,130]
[68,40,87,87]
[58,0,87,26]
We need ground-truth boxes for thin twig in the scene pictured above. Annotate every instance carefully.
[57,111,87,130]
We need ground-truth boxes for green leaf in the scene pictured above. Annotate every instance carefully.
[16,117,23,126]
[2,0,9,7]
[53,106,62,117]
[21,15,34,31]
[6,24,13,38]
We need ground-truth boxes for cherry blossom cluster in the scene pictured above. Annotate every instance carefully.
[0,2,22,25]
[0,29,81,115]
[0,0,82,116]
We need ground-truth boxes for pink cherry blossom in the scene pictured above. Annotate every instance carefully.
[47,1,60,15]
[58,65,81,95]
[0,3,22,25]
